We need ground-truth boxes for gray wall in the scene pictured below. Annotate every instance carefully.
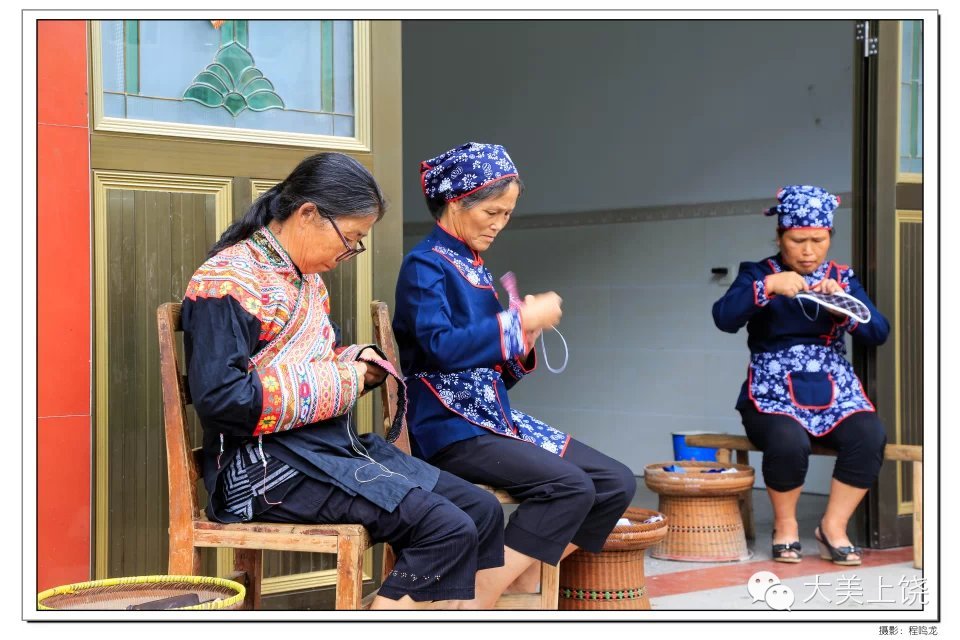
[401,20,856,494]
[402,20,854,221]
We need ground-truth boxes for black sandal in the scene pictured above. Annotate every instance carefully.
[814,520,862,566]
[772,530,802,563]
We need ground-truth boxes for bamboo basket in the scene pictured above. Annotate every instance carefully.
[38,575,246,611]
[645,461,755,562]
[559,507,668,610]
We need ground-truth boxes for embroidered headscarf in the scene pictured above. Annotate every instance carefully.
[764,185,841,230]
[420,142,519,204]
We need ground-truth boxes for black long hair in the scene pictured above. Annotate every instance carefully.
[208,152,386,257]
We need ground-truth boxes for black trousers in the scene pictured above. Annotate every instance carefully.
[739,404,887,492]
[429,435,637,565]
[256,469,504,602]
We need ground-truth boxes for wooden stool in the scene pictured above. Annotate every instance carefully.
[558,507,668,610]
[644,461,755,563]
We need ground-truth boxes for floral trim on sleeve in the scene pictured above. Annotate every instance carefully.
[754,276,775,307]
[254,361,360,435]
[497,308,525,361]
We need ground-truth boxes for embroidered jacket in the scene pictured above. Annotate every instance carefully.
[182,227,438,521]
[394,223,572,461]
[712,254,890,436]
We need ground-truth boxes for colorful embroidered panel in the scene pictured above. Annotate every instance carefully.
[185,228,362,435]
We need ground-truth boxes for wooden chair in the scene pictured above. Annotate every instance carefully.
[370,300,560,609]
[157,302,374,610]
[683,433,923,569]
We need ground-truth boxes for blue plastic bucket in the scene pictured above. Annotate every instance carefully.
[672,431,719,462]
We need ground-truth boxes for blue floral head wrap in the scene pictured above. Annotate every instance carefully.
[764,185,841,230]
[420,142,519,205]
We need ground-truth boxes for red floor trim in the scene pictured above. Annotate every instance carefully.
[647,546,915,598]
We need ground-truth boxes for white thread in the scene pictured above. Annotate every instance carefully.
[795,290,872,324]
[797,296,819,322]
[258,435,282,505]
[539,327,569,374]
[345,414,409,484]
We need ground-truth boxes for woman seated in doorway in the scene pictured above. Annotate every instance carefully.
[712,185,889,566]
[182,152,509,609]
[393,142,636,601]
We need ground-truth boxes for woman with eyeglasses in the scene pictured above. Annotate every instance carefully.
[181,153,508,609]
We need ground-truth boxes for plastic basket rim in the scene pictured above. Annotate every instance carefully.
[37,574,246,611]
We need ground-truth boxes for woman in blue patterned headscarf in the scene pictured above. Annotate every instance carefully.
[712,185,890,566]
[394,142,636,605]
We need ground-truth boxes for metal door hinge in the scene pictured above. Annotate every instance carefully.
[856,21,879,57]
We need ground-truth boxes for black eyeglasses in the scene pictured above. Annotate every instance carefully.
[322,213,366,262]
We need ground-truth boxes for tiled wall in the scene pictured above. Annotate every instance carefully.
[401,19,858,493]
[37,20,91,590]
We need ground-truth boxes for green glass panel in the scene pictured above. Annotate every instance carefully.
[910,22,921,159]
[183,84,224,108]
[247,90,284,112]
[223,92,247,116]
[206,63,234,90]
[321,20,334,113]
[123,20,139,94]
[217,43,255,84]
[241,77,274,94]
[238,67,263,88]
[220,20,234,46]
[185,33,285,118]
[193,71,229,94]
[236,20,249,48]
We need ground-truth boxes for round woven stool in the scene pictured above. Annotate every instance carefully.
[644,461,755,562]
[37,575,246,610]
[559,507,669,610]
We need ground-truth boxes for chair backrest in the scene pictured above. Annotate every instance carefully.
[157,302,203,534]
[370,301,412,456]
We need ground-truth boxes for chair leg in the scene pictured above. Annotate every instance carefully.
[381,544,397,583]
[539,561,560,610]
[335,533,365,610]
[234,549,263,610]
[168,537,201,576]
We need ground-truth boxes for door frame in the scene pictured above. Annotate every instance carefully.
[89,19,403,605]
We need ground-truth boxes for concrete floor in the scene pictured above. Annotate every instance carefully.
[627,482,924,611]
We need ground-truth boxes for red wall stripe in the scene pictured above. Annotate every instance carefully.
[37,19,91,592]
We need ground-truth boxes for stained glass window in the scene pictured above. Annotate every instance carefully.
[99,20,355,138]
[899,20,922,176]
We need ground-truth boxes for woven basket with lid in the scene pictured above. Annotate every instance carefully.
[559,507,668,610]
[644,461,755,562]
